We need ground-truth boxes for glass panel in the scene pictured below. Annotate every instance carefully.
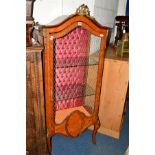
[53,27,101,123]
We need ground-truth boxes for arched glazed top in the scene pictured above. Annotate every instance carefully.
[42,14,109,35]
[43,14,108,29]
[48,21,107,39]
[42,4,109,39]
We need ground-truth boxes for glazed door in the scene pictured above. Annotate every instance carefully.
[51,27,102,124]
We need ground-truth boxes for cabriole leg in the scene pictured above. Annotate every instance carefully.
[92,118,100,144]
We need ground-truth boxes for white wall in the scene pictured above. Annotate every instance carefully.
[33,0,127,43]
[33,0,62,24]
[61,0,94,16]
[33,0,94,24]
[117,0,127,15]
[33,0,126,25]
[94,0,119,28]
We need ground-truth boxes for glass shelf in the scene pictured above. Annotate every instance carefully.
[55,56,98,68]
[55,84,95,102]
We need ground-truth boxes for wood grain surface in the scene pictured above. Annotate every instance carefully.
[26,46,49,155]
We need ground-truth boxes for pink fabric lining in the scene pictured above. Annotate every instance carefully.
[55,98,83,111]
[55,27,88,111]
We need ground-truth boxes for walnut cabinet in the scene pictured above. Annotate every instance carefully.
[42,5,109,153]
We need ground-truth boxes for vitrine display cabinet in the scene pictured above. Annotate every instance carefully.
[42,5,109,153]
